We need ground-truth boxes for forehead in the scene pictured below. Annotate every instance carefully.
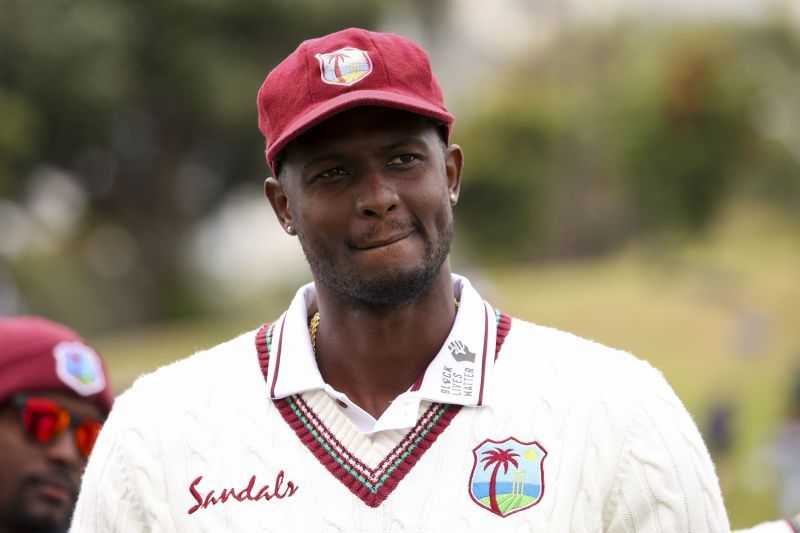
[281,106,441,168]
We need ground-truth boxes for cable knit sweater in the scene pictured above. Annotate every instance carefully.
[71,286,731,532]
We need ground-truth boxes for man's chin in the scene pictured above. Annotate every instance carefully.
[5,490,74,533]
[336,265,444,308]
[304,232,452,308]
[4,512,70,533]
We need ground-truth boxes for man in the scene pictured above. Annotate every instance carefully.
[72,28,732,531]
[0,316,112,533]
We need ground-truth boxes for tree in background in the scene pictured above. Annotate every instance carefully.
[0,0,382,330]
[455,22,800,264]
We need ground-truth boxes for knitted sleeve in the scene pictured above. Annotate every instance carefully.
[603,364,732,533]
[69,387,170,532]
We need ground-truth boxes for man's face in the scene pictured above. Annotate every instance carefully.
[269,106,463,308]
[0,391,103,533]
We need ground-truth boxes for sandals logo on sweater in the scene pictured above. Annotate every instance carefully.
[187,472,298,515]
[468,437,547,518]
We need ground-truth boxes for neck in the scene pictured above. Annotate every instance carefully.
[312,267,457,419]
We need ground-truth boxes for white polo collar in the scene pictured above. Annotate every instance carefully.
[264,274,497,434]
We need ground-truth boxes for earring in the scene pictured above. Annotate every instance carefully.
[449,192,457,204]
[286,225,295,235]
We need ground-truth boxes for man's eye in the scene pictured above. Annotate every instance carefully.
[387,154,418,166]
[318,167,347,178]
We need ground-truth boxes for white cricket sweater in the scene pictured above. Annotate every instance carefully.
[71,284,731,532]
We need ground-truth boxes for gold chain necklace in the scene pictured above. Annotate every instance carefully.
[309,312,321,353]
[309,299,459,353]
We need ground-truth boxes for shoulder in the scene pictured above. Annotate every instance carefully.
[96,326,275,474]
[496,316,692,448]
[499,320,730,529]
[111,327,267,419]
[501,316,669,395]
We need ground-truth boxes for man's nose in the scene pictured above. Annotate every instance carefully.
[46,431,84,471]
[355,169,399,218]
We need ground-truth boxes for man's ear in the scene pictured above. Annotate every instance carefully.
[445,144,464,205]
[264,177,294,234]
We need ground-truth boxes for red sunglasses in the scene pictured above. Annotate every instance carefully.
[13,394,103,459]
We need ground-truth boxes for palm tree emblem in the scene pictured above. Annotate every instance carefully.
[469,437,547,517]
[481,447,520,514]
[316,47,373,86]
[325,51,348,83]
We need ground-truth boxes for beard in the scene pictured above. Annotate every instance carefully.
[298,208,454,309]
[0,476,75,533]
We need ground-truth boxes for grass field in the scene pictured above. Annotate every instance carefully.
[93,204,799,528]
[480,493,537,514]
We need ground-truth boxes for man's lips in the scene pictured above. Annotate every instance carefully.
[30,476,75,505]
[352,230,415,250]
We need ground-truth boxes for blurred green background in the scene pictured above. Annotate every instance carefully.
[1,0,799,526]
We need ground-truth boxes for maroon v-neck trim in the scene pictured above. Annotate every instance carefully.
[256,310,512,507]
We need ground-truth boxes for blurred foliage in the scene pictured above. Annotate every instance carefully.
[0,0,383,330]
[1,5,799,331]
[455,21,800,263]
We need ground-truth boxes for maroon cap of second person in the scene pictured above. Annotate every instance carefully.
[0,316,113,415]
[257,27,455,177]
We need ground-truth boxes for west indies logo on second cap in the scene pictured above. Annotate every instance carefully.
[52,341,106,396]
[469,437,547,518]
[316,47,373,86]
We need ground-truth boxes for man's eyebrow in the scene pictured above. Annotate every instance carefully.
[298,136,431,172]
[382,136,429,153]
[300,152,346,173]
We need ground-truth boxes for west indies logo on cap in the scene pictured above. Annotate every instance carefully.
[316,47,372,86]
[52,341,106,396]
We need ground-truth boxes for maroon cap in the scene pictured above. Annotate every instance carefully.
[257,27,455,176]
[0,316,113,415]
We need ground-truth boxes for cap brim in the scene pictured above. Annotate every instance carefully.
[266,89,455,169]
